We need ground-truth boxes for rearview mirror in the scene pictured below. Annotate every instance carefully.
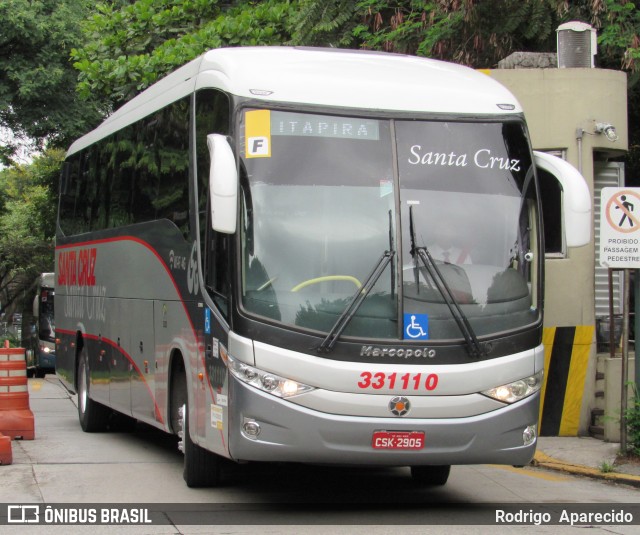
[534,151,591,247]
[207,134,238,234]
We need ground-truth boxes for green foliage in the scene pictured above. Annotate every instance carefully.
[0,0,103,161]
[0,150,61,311]
[599,460,617,472]
[626,386,640,456]
[596,1,640,193]
[350,0,563,66]
[600,0,640,73]
[290,0,360,47]
[0,333,21,349]
[71,0,223,103]
[288,0,640,72]
[72,0,296,106]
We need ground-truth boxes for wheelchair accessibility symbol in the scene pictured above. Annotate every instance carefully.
[404,314,429,340]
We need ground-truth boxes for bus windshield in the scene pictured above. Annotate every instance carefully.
[239,109,539,342]
[39,288,55,343]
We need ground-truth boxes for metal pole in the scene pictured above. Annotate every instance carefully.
[621,269,630,453]
[636,270,640,395]
[633,269,640,394]
[609,269,615,358]
[576,128,584,175]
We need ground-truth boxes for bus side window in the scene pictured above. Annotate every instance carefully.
[58,154,82,235]
[195,89,231,318]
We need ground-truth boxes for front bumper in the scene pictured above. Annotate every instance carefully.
[37,350,56,370]
[228,376,538,467]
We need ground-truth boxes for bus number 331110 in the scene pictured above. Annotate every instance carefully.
[358,371,439,391]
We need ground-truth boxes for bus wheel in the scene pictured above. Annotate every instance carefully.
[172,365,221,488]
[77,349,110,432]
[410,465,451,486]
[179,401,221,488]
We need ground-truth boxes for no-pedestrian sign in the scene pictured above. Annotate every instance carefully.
[599,187,640,268]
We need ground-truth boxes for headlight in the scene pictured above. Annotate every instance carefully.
[226,354,315,398]
[481,370,543,404]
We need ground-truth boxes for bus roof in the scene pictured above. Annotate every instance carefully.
[68,47,522,156]
[39,273,55,289]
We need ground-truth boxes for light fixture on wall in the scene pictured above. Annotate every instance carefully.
[595,122,619,142]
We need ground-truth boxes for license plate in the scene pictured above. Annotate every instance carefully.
[372,431,425,450]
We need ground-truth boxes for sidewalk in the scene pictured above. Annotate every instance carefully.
[535,435,640,488]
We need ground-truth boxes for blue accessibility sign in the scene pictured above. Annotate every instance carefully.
[404,313,429,340]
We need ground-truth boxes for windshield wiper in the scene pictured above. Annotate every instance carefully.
[409,206,485,359]
[318,249,395,353]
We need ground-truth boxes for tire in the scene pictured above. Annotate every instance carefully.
[410,465,451,486]
[77,349,110,432]
[172,365,221,487]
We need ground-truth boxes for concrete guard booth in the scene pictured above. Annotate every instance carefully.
[487,22,629,438]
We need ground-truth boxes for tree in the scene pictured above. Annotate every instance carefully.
[600,0,640,72]
[595,0,640,185]
[72,0,296,108]
[289,1,609,67]
[289,0,360,47]
[0,150,61,313]
[0,0,103,164]
[290,1,640,72]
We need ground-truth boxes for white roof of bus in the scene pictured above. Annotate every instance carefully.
[40,273,55,288]
[68,46,522,155]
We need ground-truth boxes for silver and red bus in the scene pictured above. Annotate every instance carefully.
[56,47,591,487]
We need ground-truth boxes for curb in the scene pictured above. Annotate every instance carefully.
[533,451,640,488]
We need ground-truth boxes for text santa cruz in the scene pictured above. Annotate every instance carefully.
[408,146,521,171]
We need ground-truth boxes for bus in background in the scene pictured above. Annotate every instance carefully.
[55,47,591,488]
[27,272,55,378]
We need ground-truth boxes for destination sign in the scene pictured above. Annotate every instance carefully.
[271,111,380,140]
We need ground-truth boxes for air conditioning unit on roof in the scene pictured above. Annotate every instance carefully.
[557,21,597,68]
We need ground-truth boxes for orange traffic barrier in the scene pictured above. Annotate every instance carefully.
[0,432,11,465]
[0,347,35,440]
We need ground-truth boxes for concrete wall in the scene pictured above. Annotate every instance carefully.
[487,68,628,435]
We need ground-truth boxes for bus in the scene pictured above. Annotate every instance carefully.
[55,47,591,487]
[27,273,56,378]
